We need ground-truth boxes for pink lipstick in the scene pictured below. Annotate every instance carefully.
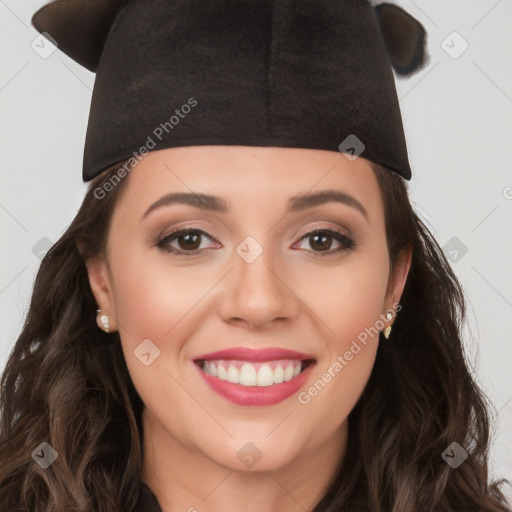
[193,347,316,406]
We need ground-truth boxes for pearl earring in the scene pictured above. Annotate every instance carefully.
[383,311,393,339]
[97,308,110,333]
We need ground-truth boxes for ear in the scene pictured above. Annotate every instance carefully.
[384,244,412,315]
[374,2,429,77]
[84,255,118,332]
[31,0,125,72]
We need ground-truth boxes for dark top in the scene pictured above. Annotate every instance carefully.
[134,483,162,512]
[133,481,371,511]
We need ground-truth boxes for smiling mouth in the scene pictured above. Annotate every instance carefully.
[194,358,315,387]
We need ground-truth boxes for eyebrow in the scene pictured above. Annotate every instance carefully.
[141,189,368,221]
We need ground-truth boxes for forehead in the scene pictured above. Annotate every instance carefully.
[115,145,384,220]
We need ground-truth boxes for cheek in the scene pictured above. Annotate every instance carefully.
[291,247,389,427]
[109,247,211,343]
[108,248,211,414]
[291,245,390,353]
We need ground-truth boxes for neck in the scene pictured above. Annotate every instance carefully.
[140,407,348,512]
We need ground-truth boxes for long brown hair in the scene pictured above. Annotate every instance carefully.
[0,159,510,512]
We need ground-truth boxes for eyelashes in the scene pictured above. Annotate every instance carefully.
[154,226,356,258]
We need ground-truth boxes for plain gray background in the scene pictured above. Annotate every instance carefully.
[1,0,511,497]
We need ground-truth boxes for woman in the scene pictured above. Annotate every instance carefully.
[1,0,510,511]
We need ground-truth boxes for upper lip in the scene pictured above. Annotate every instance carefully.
[194,347,315,362]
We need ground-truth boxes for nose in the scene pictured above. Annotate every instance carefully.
[217,243,300,330]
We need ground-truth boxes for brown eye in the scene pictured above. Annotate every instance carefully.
[156,228,218,255]
[308,232,333,251]
[175,231,202,251]
[294,228,356,257]
[155,227,355,257]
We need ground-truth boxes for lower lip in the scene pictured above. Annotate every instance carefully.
[194,361,315,406]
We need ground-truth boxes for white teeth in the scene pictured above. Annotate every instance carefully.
[226,366,239,383]
[273,366,284,384]
[256,365,274,387]
[201,360,305,387]
[217,364,227,380]
[284,365,295,381]
[239,363,257,386]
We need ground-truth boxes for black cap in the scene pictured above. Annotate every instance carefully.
[32,0,428,182]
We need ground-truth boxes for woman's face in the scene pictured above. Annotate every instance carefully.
[87,145,410,473]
